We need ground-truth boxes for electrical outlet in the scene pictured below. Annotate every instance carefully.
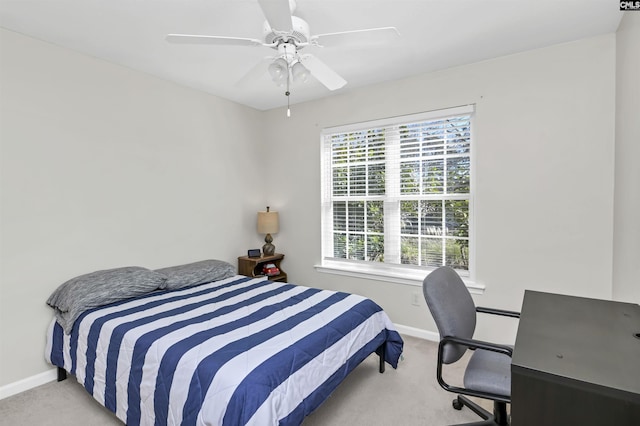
[411,292,420,306]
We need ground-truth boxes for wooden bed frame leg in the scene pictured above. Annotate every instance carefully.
[378,344,386,374]
[57,367,67,382]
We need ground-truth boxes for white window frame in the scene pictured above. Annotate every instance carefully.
[316,105,481,292]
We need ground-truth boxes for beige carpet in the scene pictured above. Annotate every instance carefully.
[0,335,495,425]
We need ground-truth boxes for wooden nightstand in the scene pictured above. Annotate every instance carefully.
[237,253,287,283]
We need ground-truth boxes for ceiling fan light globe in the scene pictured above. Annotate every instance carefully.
[292,61,309,83]
[268,58,288,83]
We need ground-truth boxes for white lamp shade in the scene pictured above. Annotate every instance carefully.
[257,211,279,234]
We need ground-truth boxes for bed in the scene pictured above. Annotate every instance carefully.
[45,263,404,426]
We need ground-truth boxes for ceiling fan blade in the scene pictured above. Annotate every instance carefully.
[300,54,346,91]
[166,34,264,47]
[312,27,400,48]
[235,57,274,88]
[258,0,293,32]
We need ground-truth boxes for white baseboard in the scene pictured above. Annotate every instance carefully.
[0,368,58,400]
[0,324,437,400]
[394,323,439,342]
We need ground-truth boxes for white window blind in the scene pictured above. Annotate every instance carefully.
[321,105,474,277]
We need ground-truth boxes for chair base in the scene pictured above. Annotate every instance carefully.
[450,395,509,426]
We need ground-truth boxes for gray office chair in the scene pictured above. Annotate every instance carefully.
[423,266,520,426]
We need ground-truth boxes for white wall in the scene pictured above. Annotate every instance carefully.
[0,29,266,387]
[613,12,640,303]
[262,34,617,343]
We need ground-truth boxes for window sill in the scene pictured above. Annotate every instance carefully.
[314,260,485,294]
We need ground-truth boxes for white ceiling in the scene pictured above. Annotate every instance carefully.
[0,0,622,111]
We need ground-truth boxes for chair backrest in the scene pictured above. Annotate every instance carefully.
[423,266,477,364]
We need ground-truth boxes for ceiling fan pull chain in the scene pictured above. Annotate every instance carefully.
[285,44,291,117]
[286,77,291,117]
[286,91,291,117]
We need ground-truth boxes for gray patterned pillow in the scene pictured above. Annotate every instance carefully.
[155,259,236,291]
[47,266,167,334]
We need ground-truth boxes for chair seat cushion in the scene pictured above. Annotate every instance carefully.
[463,347,512,397]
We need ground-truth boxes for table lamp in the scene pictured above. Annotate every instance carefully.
[257,206,279,256]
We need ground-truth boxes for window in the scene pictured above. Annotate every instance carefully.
[320,105,474,279]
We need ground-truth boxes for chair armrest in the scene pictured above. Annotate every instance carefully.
[476,306,520,318]
[435,335,512,404]
[440,335,513,358]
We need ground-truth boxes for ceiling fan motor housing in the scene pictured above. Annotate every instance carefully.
[263,16,310,46]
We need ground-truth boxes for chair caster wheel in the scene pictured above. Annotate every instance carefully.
[452,398,463,410]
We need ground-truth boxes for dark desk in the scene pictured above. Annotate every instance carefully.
[511,290,640,426]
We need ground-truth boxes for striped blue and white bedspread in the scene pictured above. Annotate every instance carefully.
[45,275,404,425]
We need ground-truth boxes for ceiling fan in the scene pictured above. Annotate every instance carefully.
[165,0,399,93]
